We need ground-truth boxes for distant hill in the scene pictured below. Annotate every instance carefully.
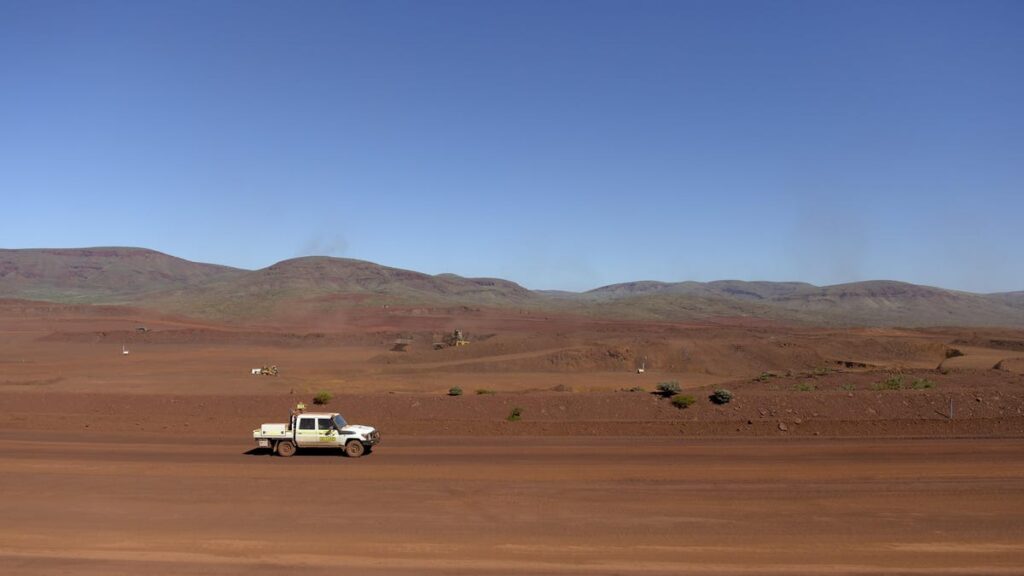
[0,247,243,303]
[586,280,816,301]
[585,279,1024,326]
[1,247,1022,327]
[147,256,538,319]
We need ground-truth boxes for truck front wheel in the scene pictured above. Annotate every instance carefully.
[277,441,296,457]
[345,441,365,458]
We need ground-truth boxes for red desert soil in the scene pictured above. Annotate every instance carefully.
[1,434,1022,575]
[2,300,1024,574]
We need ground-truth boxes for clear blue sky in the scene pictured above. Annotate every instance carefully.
[2,0,1021,292]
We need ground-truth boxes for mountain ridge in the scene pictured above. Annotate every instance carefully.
[1,247,1021,327]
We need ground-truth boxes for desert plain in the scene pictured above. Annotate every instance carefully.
[2,292,1024,575]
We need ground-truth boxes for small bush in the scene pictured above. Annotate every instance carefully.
[476,388,496,395]
[710,389,733,405]
[671,395,696,409]
[448,386,463,396]
[507,407,523,421]
[875,375,902,391]
[794,382,815,392]
[312,391,332,405]
[624,385,644,392]
[841,383,856,392]
[813,367,831,376]
[755,371,776,382]
[656,381,681,397]
[911,378,935,390]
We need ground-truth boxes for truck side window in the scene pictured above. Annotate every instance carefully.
[298,418,315,430]
[317,418,333,430]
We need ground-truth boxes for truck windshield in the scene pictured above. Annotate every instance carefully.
[332,414,348,429]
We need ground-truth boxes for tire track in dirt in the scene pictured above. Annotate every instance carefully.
[2,435,1023,575]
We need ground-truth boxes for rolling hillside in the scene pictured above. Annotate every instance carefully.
[0,248,243,303]
[1,247,1022,327]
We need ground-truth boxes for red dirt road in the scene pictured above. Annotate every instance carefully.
[2,434,1022,575]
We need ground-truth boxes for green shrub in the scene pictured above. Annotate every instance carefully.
[312,391,332,405]
[875,375,902,391]
[911,378,935,390]
[755,371,776,382]
[671,395,696,409]
[794,382,815,392]
[656,381,681,397]
[813,367,831,376]
[841,383,856,392]
[448,386,463,396]
[507,407,523,421]
[709,389,733,405]
[476,388,496,395]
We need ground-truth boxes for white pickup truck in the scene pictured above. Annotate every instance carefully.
[253,407,380,458]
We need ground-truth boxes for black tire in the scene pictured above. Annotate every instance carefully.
[345,441,365,458]
[277,440,296,457]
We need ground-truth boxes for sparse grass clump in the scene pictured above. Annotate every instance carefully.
[873,375,903,391]
[507,407,523,421]
[755,371,776,382]
[656,381,681,397]
[312,391,332,405]
[873,375,935,391]
[841,383,856,392]
[448,386,463,396]
[476,389,496,395]
[671,395,696,409]
[813,367,831,376]
[794,382,816,392]
[624,385,644,393]
[710,389,733,405]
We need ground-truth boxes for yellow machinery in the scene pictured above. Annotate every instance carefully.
[434,329,469,349]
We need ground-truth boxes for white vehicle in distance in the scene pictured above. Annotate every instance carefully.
[253,404,380,458]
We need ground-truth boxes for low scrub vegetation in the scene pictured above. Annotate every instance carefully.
[911,378,936,389]
[709,389,733,404]
[312,391,332,405]
[671,395,696,409]
[656,381,681,397]
[507,407,523,421]
[755,371,776,382]
[448,386,463,396]
[476,388,496,395]
[794,382,815,392]
[878,375,903,390]
[873,376,935,391]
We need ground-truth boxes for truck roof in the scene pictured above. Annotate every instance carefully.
[297,412,339,418]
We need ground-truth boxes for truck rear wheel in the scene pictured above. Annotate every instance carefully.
[345,441,365,458]
[277,440,296,457]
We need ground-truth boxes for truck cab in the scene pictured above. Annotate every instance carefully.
[254,408,380,458]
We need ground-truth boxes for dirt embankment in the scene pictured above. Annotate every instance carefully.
[38,328,390,347]
[4,368,1022,438]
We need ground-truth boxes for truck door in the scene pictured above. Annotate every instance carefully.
[295,416,318,447]
[317,417,340,446]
